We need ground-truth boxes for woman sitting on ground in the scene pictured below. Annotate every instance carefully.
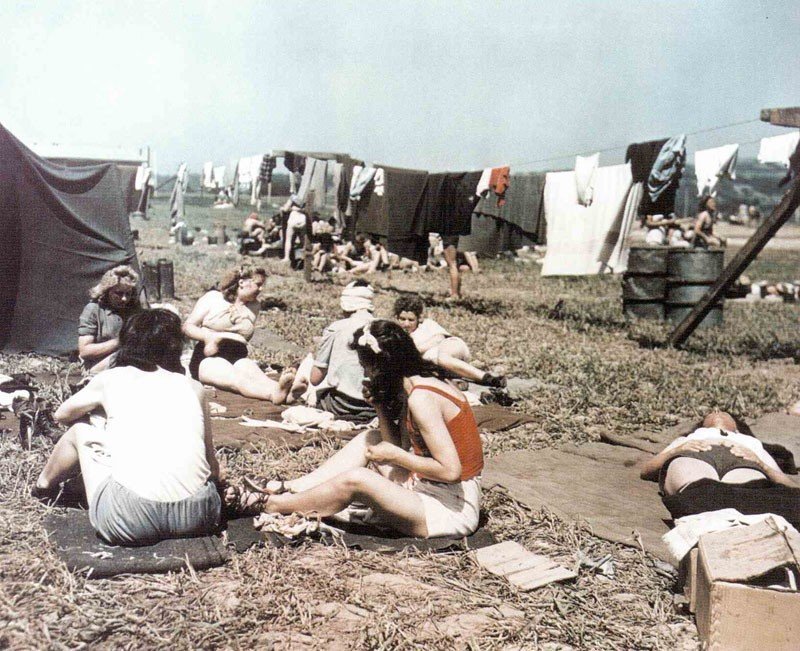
[183,265,301,404]
[687,195,726,248]
[35,309,221,546]
[394,295,506,388]
[640,410,799,526]
[78,265,142,374]
[226,320,484,538]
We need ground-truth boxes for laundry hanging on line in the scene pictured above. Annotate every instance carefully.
[758,131,800,168]
[694,143,738,197]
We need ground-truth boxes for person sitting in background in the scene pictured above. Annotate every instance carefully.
[642,213,689,247]
[225,320,484,539]
[183,265,301,404]
[301,281,378,422]
[35,309,221,546]
[393,295,506,388]
[687,195,725,248]
[639,410,799,527]
[78,265,142,374]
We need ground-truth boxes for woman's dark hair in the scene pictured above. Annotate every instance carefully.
[698,194,714,213]
[350,320,445,419]
[691,412,755,437]
[116,309,185,374]
[393,295,424,318]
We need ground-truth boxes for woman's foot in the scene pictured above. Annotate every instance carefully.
[272,368,296,404]
[223,483,271,516]
[482,372,507,388]
[287,376,309,404]
[244,476,290,495]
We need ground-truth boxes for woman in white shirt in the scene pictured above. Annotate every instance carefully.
[35,309,221,545]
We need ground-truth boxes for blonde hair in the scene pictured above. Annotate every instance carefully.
[90,265,140,307]
[218,265,266,302]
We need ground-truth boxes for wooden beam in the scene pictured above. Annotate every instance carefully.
[304,191,316,283]
[668,175,800,347]
[760,107,800,128]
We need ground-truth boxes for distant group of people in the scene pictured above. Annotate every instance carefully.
[642,195,726,248]
[238,198,480,299]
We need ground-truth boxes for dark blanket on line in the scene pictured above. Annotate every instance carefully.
[0,123,139,356]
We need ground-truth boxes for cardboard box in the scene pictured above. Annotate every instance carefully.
[693,519,800,650]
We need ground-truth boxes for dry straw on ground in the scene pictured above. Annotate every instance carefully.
[1,196,798,649]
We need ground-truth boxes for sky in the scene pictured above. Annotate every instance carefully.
[1,1,798,174]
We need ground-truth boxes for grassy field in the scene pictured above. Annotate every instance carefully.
[1,193,798,649]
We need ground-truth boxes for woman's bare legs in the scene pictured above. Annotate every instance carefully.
[266,467,428,536]
[662,457,719,495]
[443,244,461,298]
[199,357,295,404]
[37,423,112,504]
[433,337,487,382]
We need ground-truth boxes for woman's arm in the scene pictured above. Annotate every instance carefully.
[727,445,799,488]
[367,392,462,482]
[183,293,225,354]
[54,376,105,424]
[639,438,711,480]
[78,335,120,364]
[193,382,220,481]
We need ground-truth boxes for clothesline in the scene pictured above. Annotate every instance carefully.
[511,118,765,169]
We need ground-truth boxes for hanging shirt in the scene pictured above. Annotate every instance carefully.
[758,131,800,167]
[349,166,377,201]
[647,135,686,203]
[625,138,669,184]
[475,168,492,196]
[695,144,739,197]
[489,166,511,206]
[575,154,599,206]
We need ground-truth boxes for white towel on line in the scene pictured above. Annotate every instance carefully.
[541,163,634,276]
[695,144,739,196]
[758,131,800,167]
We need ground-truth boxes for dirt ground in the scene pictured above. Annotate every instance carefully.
[1,194,798,649]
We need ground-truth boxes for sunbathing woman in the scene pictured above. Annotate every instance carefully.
[35,309,221,545]
[78,265,142,374]
[183,265,300,404]
[227,320,484,538]
[640,410,800,526]
[393,295,506,388]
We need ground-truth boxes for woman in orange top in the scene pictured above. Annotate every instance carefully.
[227,320,484,538]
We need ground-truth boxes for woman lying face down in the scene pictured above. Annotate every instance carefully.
[225,320,485,538]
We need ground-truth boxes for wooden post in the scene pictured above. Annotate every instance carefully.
[667,175,800,347]
[760,107,800,128]
[304,190,315,282]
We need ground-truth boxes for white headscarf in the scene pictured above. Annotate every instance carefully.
[340,281,374,313]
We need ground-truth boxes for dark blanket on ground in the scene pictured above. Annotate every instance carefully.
[261,519,497,553]
[484,442,674,563]
[662,478,800,529]
[471,404,537,432]
[43,510,259,578]
[0,123,139,356]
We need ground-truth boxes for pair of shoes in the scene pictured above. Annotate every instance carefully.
[482,373,507,389]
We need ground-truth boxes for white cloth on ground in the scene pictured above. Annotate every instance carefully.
[542,163,634,276]
[663,509,797,563]
[758,131,800,167]
[694,144,739,196]
[575,153,599,206]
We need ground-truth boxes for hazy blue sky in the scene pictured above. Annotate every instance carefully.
[1,1,798,174]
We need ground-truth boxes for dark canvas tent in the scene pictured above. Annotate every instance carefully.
[0,123,138,356]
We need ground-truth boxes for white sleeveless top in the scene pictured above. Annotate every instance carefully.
[101,367,211,501]
[200,290,258,344]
